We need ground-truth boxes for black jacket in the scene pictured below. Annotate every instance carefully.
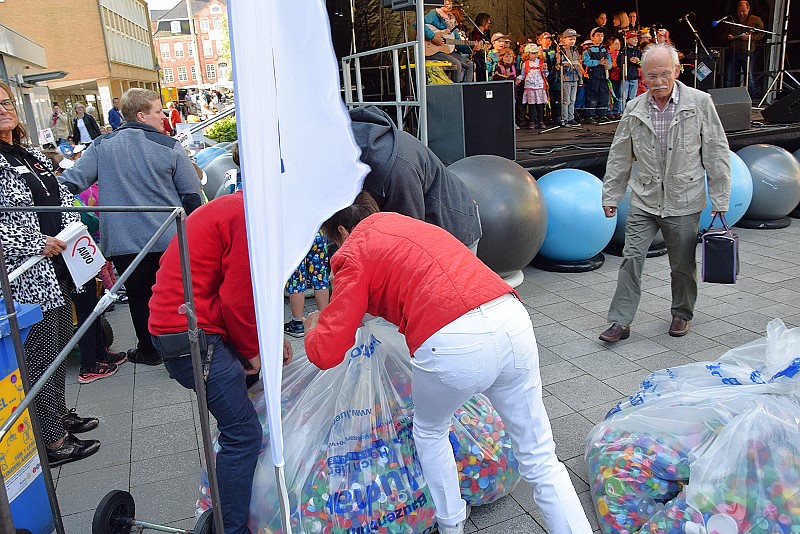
[349,106,482,246]
[72,114,102,143]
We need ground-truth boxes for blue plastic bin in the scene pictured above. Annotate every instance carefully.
[0,298,55,534]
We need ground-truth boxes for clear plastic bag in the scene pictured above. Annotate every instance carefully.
[198,320,520,532]
[586,319,800,534]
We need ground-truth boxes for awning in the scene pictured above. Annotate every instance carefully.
[23,70,68,84]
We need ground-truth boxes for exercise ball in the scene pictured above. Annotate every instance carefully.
[448,156,547,282]
[699,151,754,231]
[736,144,800,224]
[536,169,616,262]
[203,154,238,201]
[792,149,800,219]
[195,145,229,169]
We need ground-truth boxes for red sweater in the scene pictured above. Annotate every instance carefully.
[305,212,514,369]
[148,192,258,358]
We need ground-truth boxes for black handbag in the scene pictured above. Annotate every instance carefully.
[701,213,739,284]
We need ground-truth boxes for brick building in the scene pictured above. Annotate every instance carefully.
[0,0,160,127]
[150,0,229,92]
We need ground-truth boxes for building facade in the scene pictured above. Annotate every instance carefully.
[0,0,160,128]
[151,0,229,92]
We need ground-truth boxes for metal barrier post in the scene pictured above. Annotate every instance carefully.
[175,212,226,534]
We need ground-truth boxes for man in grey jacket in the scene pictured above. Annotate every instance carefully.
[599,44,731,342]
[349,106,482,250]
[60,88,202,365]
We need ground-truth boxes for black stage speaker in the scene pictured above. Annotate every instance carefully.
[762,88,800,123]
[426,81,516,164]
[708,87,751,132]
[679,52,719,91]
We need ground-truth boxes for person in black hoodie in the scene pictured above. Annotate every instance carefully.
[348,106,482,250]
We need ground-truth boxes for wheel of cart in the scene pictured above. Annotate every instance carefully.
[92,490,213,534]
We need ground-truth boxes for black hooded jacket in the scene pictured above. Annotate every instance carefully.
[349,106,482,246]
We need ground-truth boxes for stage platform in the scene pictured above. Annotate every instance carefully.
[514,110,800,177]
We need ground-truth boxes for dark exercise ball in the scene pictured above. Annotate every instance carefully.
[448,156,548,283]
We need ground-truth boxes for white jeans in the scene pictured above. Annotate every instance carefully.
[411,295,592,533]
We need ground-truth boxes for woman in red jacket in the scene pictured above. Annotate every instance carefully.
[304,193,591,534]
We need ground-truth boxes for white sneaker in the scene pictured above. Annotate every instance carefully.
[436,523,464,534]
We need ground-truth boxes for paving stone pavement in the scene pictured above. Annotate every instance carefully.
[53,220,800,533]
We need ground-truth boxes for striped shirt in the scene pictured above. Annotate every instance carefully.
[647,83,680,162]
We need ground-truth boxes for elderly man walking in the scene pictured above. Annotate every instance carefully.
[599,43,731,342]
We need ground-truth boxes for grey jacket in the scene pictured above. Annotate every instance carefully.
[350,106,481,246]
[602,81,731,217]
[59,121,202,257]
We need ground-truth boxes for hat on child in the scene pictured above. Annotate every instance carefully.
[561,28,579,38]
[524,44,539,54]
[591,26,606,36]
[58,158,75,170]
[491,32,510,43]
[625,30,639,39]
[59,143,85,158]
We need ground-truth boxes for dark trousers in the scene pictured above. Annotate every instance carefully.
[111,252,162,355]
[155,334,261,534]
[73,279,105,372]
[586,76,609,117]
[725,52,756,98]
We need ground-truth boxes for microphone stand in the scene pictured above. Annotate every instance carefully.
[681,14,713,89]
[723,19,776,96]
[759,0,797,107]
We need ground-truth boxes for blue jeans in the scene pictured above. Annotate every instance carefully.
[725,52,756,98]
[154,334,261,534]
[625,79,638,103]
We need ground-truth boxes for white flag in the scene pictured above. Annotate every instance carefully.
[227,0,369,497]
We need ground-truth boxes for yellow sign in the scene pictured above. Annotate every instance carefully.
[0,370,40,502]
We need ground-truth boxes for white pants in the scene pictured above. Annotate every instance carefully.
[411,295,592,533]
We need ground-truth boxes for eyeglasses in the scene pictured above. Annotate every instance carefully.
[644,71,675,82]
[0,99,17,111]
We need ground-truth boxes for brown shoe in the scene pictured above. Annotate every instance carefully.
[599,323,631,343]
[669,316,689,337]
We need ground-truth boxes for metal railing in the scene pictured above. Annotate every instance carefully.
[0,205,225,534]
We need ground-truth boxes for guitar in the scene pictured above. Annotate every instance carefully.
[424,24,488,56]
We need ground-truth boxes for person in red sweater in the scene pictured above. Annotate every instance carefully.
[304,193,591,534]
[149,191,292,534]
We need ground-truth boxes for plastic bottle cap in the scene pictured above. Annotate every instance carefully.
[706,514,739,534]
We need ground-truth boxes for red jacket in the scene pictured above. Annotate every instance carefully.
[305,213,514,369]
[148,192,258,358]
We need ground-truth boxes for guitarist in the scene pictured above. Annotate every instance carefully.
[420,0,475,82]
[470,13,493,81]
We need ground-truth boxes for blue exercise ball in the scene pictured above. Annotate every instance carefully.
[608,163,664,249]
[699,151,754,231]
[537,169,616,261]
[448,155,547,280]
[737,144,800,221]
[195,145,229,169]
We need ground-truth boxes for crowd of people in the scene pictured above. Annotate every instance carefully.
[0,3,737,531]
[424,0,765,126]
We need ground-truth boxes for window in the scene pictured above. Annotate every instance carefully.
[160,43,171,59]
[191,65,199,80]
[163,68,174,82]
[203,39,213,56]
[212,19,221,29]
[177,66,188,81]
[206,64,216,79]
[170,20,181,34]
[218,62,229,80]
[188,42,195,56]
[174,42,184,57]
[199,19,209,31]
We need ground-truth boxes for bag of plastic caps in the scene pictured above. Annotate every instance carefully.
[198,319,521,533]
[450,395,520,505]
[586,319,800,534]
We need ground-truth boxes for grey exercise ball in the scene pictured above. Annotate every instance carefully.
[448,155,547,279]
[737,144,800,221]
[203,154,238,201]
